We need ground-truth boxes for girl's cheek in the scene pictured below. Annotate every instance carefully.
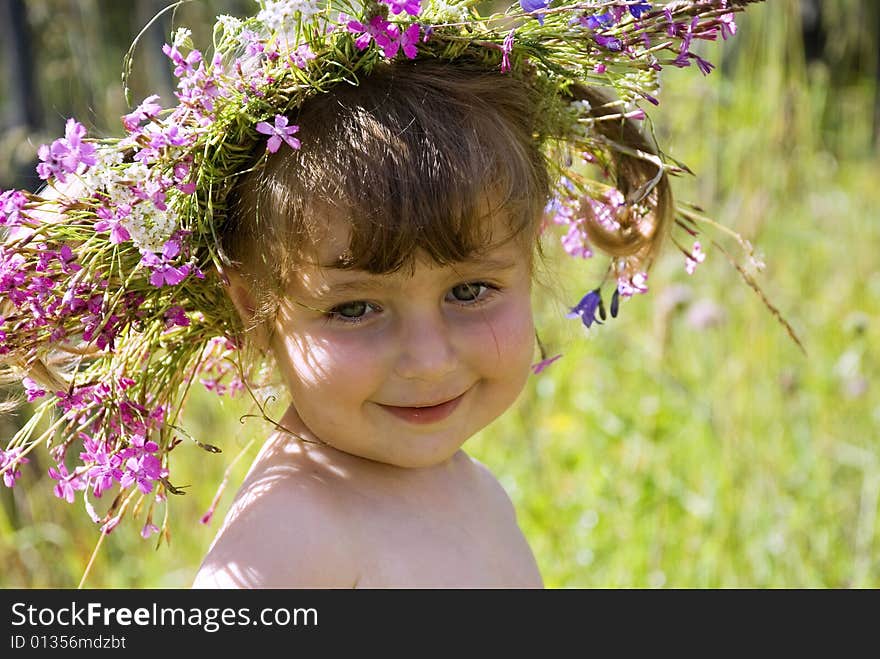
[460,294,535,366]
[287,328,387,381]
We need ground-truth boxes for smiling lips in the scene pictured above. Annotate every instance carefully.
[378,391,468,425]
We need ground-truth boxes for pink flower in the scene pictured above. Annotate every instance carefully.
[385,23,421,59]
[719,13,737,40]
[122,94,163,132]
[141,522,161,538]
[139,238,192,288]
[685,241,706,275]
[79,435,123,498]
[94,205,132,244]
[58,244,81,274]
[36,119,97,183]
[164,305,190,329]
[531,354,563,375]
[0,190,28,227]
[586,188,625,232]
[346,15,395,52]
[561,224,593,259]
[48,462,87,503]
[120,453,166,494]
[255,115,301,153]
[290,44,316,69]
[22,377,46,402]
[379,0,421,16]
[0,447,29,488]
[617,272,649,297]
[162,43,202,79]
[101,515,121,535]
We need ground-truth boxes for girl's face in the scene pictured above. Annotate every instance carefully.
[267,211,536,469]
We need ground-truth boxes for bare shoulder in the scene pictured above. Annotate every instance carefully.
[192,437,360,589]
[461,453,519,523]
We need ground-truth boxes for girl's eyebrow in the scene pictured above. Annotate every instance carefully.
[315,255,519,296]
[321,254,519,272]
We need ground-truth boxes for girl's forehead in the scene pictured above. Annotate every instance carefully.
[304,198,528,270]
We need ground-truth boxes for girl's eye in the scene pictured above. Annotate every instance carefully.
[327,300,379,323]
[448,282,495,304]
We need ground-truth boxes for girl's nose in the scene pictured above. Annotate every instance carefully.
[393,311,459,382]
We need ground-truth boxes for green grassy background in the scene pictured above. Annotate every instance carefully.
[1,0,878,587]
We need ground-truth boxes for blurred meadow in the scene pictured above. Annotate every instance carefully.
[1,0,878,588]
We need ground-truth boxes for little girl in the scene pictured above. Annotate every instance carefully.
[0,0,761,587]
[194,61,554,587]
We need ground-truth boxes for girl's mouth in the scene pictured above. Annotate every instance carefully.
[377,391,467,425]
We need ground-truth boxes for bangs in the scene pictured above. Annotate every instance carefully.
[250,60,549,276]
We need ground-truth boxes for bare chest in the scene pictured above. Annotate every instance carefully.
[349,492,543,588]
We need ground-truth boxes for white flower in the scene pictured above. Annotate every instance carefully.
[256,0,322,31]
[216,14,243,34]
[80,148,125,199]
[126,202,177,253]
[172,27,192,49]
[425,0,470,22]
[570,99,592,113]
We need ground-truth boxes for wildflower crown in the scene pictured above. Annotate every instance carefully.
[0,0,763,539]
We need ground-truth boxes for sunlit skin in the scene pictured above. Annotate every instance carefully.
[194,210,543,587]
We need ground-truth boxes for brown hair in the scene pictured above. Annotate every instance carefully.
[220,58,672,332]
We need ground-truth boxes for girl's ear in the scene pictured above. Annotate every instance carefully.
[221,268,270,351]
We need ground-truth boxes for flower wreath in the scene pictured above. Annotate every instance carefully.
[0,0,773,541]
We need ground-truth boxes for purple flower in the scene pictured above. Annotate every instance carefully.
[628,2,652,19]
[122,94,163,132]
[241,29,263,57]
[0,447,29,488]
[520,0,550,25]
[119,435,167,495]
[594,33,623,52]
[162,43,203,79]
[141,522,161,538]
[674,16,699,68]
[719,13,737,40]
[22,377,46,402]
[123,454,165,493]
[290,44,316,69]
[139,238,192,288]
[379,0,421,16]
[48,462,86,503]
[255,115,301,153]
[693,54,715,75]
[79,436,123,498]
[164,305,190,329]
[36,119,98,183]
[501,30,515,73]
[94,205,132,244]
[346,15,395,51]
[58,245,82,274]
[0,190,28,227]
[384,23,422,59]
[531,353,563,375]
[56,386,93,417]
[567,289,604,328]
[583,12,615,30]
